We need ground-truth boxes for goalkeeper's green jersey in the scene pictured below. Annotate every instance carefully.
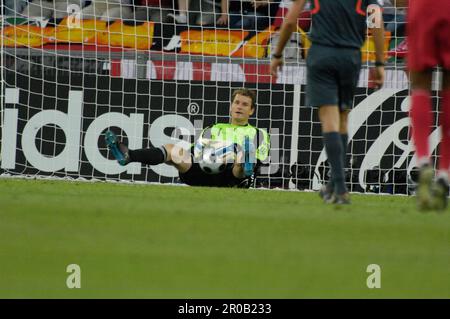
[200,123,270,162]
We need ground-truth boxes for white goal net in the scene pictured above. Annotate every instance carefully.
[0,0,444,194]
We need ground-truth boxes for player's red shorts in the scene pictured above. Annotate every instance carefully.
[407,0,450,71]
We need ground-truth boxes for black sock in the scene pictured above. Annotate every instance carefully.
[323,132,347,195]
[128,147,167,165]
[341,134,348,169]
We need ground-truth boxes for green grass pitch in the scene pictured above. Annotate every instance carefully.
[0,178,449,298]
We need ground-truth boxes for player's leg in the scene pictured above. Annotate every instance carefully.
[162,144,192,173]
[433,10,450,210]
[21,0,53,18]
[409,70,435,210]
[101,4,134,22]
[339,110,350,170]
[433,71,450,210]
[306,45,348,203]
[430,7,450,210]
[127,144,192,173]
[406,0,440,210]
[332,110,350,202]
[104,131,192,173]
[327,48,360,204]
[319,105,349,204]
[167,0,190,23]
[195,0,216,26]
[338,47,361,173]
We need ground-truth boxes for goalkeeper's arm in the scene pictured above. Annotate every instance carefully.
[232,128,270,180]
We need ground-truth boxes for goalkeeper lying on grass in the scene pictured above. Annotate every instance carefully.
[105,88,270,188]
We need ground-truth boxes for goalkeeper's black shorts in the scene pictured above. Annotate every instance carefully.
[178,162,248,188]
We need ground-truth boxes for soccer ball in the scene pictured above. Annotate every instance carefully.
[194,138,236,174]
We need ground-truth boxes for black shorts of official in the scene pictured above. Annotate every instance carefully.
[179,162,248,188]
[306,44,362,111]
